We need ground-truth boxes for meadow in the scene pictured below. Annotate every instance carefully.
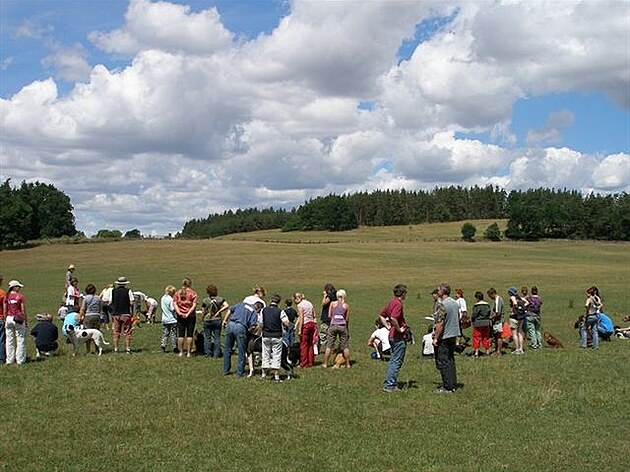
[1,221,629,471]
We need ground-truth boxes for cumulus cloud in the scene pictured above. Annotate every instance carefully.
[1,0,628,235]
[42,42,92,82]
[89,0,233,55]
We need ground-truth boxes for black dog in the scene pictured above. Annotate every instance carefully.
[281,342,300,378]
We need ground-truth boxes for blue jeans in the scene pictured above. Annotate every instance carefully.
[526,315,542,348]
[203,319,223,357]
[383,338,406,389]
[223,321,248,376]
[283,323,295,347]
[581,315,599,348]
[0,318,5,363]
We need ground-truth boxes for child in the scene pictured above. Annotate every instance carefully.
[368,319,391,360]
[422,325,435,358]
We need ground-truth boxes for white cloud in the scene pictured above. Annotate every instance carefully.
[1,0,628,235]
[89,0,233,55]
[592,153,630,191]
[42,42,92,82]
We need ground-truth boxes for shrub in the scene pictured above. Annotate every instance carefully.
[485,222,502,241]
[461,222,476,242]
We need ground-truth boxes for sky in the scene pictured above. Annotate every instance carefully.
[1,0,629,236]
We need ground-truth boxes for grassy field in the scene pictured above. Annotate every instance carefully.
[1,221,629,471]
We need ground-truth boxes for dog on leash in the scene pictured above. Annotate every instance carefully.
[543,331,564,349]
[66,325,110,355]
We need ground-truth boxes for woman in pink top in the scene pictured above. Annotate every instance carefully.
[5,280,27,365]
[173,278,198,357]
[294,292,317,368]
[322,289,351,369]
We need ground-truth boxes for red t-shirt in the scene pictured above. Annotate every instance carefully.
[381,297,407,340]
[173,288,198,318]
[7,291,25,320]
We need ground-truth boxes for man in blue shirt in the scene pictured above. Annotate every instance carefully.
[222,301,262,377]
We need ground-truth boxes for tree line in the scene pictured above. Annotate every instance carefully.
[2,179,627,247]
[180,186,629,241]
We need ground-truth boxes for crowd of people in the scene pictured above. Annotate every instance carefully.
[0,266,620,393]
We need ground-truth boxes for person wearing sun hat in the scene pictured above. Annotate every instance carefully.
[5,280,27,365]
[111,277,135,354]
[65,264,76,289]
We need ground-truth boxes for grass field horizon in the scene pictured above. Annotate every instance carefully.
[2,220,629,471]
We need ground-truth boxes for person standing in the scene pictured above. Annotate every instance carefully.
[160,285,178,353]
[294,292,317,368]
[319,283,336,351]
[111,277,135,354]
[526,286,543,349]
[99,284,113,330]
[0,276,6,365]
[261,294,291,382]
[222,301,262,377]
[281,298,298,348]
[201,284,229,358]
[5,280,27,365]
[432,283,461,393]
[582,286,602,349]
[79,284,102,354]
[173,278,198,358]
[487,288,505,356]
[508,287,528,354]
[65,277,81,313]
[471,291,492,357]
[322,289,351,369]
[380,284,409,393]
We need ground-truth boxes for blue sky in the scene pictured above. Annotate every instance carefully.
[1,0,628,235]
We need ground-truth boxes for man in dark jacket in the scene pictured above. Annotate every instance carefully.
[31,313,59,357]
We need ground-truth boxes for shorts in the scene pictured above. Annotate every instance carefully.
[509,318,526,332]
[327,324,349,350]
[177,315,196,338]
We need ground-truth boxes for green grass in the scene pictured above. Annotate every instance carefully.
[1,221,629,471]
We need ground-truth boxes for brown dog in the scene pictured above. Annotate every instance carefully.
[543,331,564,349]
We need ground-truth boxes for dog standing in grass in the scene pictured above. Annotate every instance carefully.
[66,325,110,355]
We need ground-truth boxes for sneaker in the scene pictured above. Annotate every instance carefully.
[126,349,132,355]
[114,348,119,353]
[382,386,400,393]
[435,387,454,394]
[161,346,166,353]
[274,378,283,383]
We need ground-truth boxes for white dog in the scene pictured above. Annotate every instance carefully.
[67,325,110,355]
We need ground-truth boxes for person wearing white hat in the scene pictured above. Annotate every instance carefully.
[5,280,27,365]
[65,264,76,290]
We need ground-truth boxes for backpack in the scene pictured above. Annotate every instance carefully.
[514,297,527,320]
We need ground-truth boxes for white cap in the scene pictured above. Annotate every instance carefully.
[8,280,24,288]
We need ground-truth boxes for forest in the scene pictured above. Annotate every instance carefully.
[180,186,630,241]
